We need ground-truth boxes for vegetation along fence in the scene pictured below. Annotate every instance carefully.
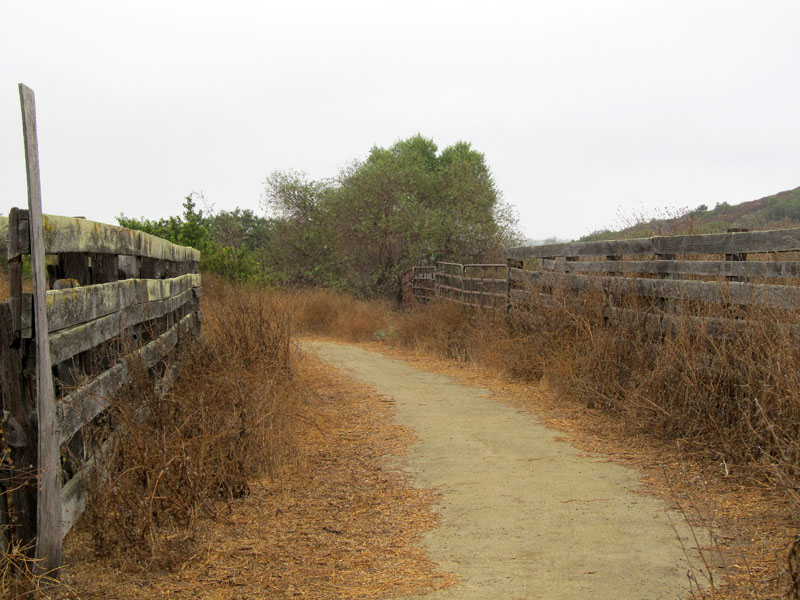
[0,84,202,576]
[404,226,800,332]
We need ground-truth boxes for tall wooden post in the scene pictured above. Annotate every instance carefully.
[19,83,62,575]
[725,228,748,283]
[460,264,466,308]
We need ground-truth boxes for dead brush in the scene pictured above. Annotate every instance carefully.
[81,274,299,569]
[278,287,389,341]
[393,300,481,362]
[1,435,68,598]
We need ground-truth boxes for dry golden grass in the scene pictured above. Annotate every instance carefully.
[71,275,298,569]
[62,351,453,599]
[277,288,390,341]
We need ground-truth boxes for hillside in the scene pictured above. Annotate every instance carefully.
[579,185,800,242]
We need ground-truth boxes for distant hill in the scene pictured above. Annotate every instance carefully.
[578,185,800,242]
[523,237,571,247]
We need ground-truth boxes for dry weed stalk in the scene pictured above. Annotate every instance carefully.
[80,275,299,569]
[277,287,390,341]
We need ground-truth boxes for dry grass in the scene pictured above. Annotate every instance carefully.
[277,288,390,341]
[71,274,298,570]
[62,351,453,598]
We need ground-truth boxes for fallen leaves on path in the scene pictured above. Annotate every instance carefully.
[61,353,455,599]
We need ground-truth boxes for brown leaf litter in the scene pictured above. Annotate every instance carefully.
[59,352,456,599]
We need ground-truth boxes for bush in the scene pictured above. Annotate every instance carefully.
[82,275,299,568]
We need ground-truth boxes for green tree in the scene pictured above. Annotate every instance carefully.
[261,170,344,288]
[118,193,210,252]
[263,135,518,297]
[118,194,271,282]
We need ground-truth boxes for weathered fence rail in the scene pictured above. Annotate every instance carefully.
[0,84,202,576]
[402,226,800,329]
[506,227,800,317]
[402,262,511,309]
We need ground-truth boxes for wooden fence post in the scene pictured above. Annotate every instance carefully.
[460,264,466,307]
[725,228,748,283]
[655,253,675,313]
[19,83,62,575]
[506,258,522,313]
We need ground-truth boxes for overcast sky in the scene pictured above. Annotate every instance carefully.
[1,1,798,241]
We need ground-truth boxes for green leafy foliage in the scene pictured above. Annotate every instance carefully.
[118,194,272,282]
[119,135,518,297]
[263,135,519,297]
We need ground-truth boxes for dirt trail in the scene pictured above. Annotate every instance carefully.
[307,341,699,600]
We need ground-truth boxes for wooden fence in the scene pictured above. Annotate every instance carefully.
[505,228,800,334]
[401,227,800,332]
[0,210,201,574]
[401,262,511,309]
[0,84,202,576]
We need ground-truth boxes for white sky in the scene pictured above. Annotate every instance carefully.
[1,1,798,241]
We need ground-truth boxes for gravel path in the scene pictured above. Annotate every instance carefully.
[307,341,697,600]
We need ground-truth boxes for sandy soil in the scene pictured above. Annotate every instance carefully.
[307,340,700,600]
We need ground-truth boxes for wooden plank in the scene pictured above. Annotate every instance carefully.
[11,214,201,262]
[20,83,62,574]
[45,274,200,333]
[512,266,800,309]
[117,255,140,279]
[541,259,800,279]
[56,363,125,446]
[508,237,656,259]
[540,271,800,309]
[463,289,506,299]
[56,315,187,445]
[59,322,188,539]
[509,267,541,284]
[510,288,534,302]
[49,288,195,364]
[59,450,93,540]
[602,306,800,341]
[8,208,24,338]
[654,227,800,255]
[7,208,30,258]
